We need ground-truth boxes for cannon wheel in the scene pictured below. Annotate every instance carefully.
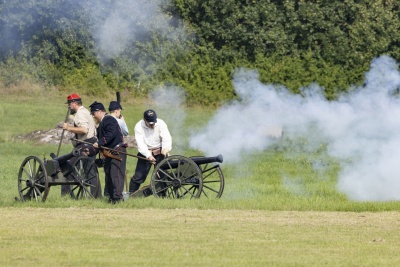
[18,156,50,202]
[150,155,203,199]
[69,156,100,199]
[195,158,225,198]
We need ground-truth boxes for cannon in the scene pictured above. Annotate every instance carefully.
[17,148,101,202]
[130,154,225,199]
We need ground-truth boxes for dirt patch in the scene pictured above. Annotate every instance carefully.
[15,120,137,148]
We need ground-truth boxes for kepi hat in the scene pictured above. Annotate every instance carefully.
[89,101,105,114]
[143,109,157,124]
[66,93,81,104]
[109,101,123,112]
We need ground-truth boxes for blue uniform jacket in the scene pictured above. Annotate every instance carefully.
[97,114,124,149]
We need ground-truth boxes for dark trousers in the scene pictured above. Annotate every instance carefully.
[61,138,101,197]
[129,153,165,193]
[104,149,127,197]
[61,155,102,198]
[104,147,126,202]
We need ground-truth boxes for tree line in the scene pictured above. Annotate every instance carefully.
[0,0,399,105]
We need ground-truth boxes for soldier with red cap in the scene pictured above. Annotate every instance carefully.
[63,93,97,145]
[61,93,101,197]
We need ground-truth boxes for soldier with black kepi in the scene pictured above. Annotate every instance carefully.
[89,101,127,203]
[129,109,172,194]
[61,93,101,198]
[101,100,129,198]
[109,101,129,137]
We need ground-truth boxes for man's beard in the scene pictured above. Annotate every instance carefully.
[70,108,76,115]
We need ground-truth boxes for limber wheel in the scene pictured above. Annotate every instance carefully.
[193,158,225,198]
[70,156,100,199]
[18,156,49,202]
[151,155,203,199]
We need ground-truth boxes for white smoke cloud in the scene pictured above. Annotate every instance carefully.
[92,0,186,60]
[190,55,400,201]
[149,85,187,154]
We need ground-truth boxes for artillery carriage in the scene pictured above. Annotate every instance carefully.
[17,148,225,202]
[130,154,225,199]
[17,148,101,202]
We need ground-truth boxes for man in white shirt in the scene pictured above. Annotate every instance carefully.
[129,109,172,193]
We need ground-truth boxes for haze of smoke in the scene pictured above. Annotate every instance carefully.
[92,0,186,60]
[0,0,187,62]
[149,86,186,154]
[190,55,400,201]
[282,176,309,197]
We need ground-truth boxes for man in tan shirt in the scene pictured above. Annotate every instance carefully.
[63,93,97,145]
[61,93,101,197]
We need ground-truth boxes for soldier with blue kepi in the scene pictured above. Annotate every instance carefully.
[89,101,127,203]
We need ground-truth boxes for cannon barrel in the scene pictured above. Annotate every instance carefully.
[160,154,223,169]
[45,148,81,177]
[51,148,81,165]
[190,154,223,165]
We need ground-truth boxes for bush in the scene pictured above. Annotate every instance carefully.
[60,63,110,96]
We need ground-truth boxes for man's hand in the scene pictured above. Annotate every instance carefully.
[161,148,170,157]
[148,155,156,164]
[93,142,99,148]
[62,123,69,131]
[81,148,90,156]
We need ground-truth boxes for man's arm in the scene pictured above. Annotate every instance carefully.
[97,117,119,147]
[134,122,151,158]
[62,123,89,134]
[62,108,90,134]
[159,120,172,155]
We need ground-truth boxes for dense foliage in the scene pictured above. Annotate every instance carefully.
[0,0,399,105]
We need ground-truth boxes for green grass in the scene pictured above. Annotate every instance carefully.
[1,208,399,266]
[2,88,400,211]
[1,86,400,266]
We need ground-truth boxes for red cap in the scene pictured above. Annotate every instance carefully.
[66,93,81,103]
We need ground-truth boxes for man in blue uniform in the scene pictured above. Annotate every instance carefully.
[89,101,127,203]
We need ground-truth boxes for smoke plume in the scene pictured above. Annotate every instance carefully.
[149,85,187,154]
[190,55,400,201]
[91,0,187,60]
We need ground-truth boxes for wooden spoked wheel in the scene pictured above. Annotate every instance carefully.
[151,155,203,199]
[18,156,49,202]
[193,157,224,198]
[70,156,100,199]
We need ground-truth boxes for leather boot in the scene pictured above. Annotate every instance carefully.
[129,179,140,193]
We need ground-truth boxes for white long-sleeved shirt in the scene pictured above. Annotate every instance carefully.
[134,118,172,158]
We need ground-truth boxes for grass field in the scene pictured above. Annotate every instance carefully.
[1,86,400,266]
[1,208,399,266]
